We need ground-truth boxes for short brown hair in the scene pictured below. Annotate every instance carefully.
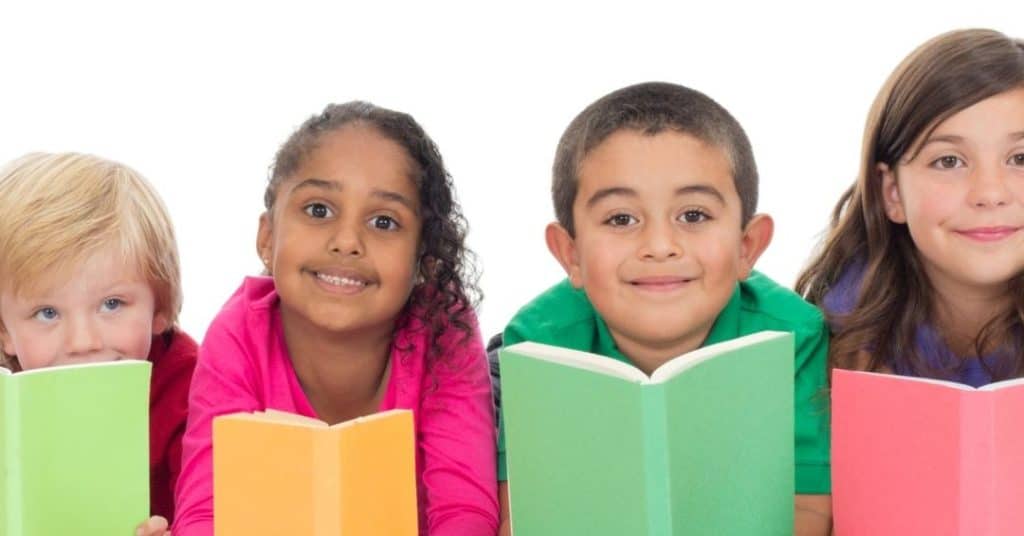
[552,81,758,235]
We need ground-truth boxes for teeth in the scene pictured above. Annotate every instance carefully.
[316,272,367,287]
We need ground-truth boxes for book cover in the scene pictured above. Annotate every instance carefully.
[214,408,418,536]
[500,331,794,535]
[1,360,151,536]
[833,369,1024,535]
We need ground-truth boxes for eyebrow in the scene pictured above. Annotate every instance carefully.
[922,131,1024,147]
[371,188,419,214]
[290,177,341,193]
[291,178,418,213]
[585,183,726,208]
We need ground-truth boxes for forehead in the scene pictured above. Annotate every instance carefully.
[287,125,419,199]
[5,248,149,302]
[576,129,738,203]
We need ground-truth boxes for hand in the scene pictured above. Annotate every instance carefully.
[136,515,170,536]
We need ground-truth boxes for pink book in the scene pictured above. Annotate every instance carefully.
[832,369,1024,535]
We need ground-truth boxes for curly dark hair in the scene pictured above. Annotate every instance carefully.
[265,101,480,371]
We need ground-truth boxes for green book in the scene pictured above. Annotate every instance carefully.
[1,360,151,535]
[501,330,794,535]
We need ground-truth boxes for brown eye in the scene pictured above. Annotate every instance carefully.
[1011,153,1024,166]
[605,214,637,226]
[933,155,963,169]
[679,210,709,224]
[370,215,399,230]
[303,203,332,218]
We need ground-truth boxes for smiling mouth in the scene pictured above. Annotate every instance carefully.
[955,227,1021,242]
[313,271,370,288]
[629,277,694,290]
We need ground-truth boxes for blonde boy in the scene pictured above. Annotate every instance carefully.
[0,153,197,535]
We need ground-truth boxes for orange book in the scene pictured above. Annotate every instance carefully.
[832,369,1024,535]
[213,409,418,536]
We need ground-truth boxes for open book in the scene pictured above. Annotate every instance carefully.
[833,369,1024,535]
[500,331,794,535]
[1,360,151,536]
[213,408,418,536]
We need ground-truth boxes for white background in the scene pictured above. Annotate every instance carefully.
[1,2,1021,340]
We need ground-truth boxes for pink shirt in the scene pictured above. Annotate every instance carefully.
[173,277,498,535]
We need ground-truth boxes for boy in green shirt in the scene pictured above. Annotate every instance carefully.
[494,82,831,535]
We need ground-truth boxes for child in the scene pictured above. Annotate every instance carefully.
[0,152,197,535]
[798,30,1024,385]
[492,82,833,535]
[172,101,499,535]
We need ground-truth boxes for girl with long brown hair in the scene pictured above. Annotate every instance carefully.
[798,28,1024,385]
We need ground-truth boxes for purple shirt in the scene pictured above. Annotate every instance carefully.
[822,263,1008,388]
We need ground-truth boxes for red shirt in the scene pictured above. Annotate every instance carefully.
[148,329,198,523]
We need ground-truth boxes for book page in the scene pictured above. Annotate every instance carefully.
[503,341,647,383]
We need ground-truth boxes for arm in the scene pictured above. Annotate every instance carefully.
[498,482,511,536]
[793,316,833,531]
[171,322,262,536]
[418,314,500,536]
[795,494,832,536]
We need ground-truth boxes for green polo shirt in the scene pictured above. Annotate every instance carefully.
[496,271,831,494]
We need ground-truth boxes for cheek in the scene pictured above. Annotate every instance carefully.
[8,330,58,370]
[900,179,958,227]
[578,237,627,281]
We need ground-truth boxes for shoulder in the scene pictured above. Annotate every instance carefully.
[203,276,278,344]
[149,328,198,380]
[738,271,825,339]
[504,279,598,345]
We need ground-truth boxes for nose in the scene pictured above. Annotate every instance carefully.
[638,220,683,261]
[327,217,366,257]
[65,315,104,357]
[966,163,1013,209]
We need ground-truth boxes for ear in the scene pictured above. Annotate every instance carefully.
[737,213,774,280]
[0,325,15,357]
[152,311,170,336]
[878,163,906,223]
[545,222,584,288]
[256,212,274,273]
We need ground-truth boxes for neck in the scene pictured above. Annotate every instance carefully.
[609,324,712,376]
[925,267,1011,356]
[279,303,394,424]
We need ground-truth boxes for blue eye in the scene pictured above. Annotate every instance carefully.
[605,214,638,227]
[370,215,400,230]
[679,210,710,224]
[101,298,124,312]
[33,307,59,322]
[303,203,333,219]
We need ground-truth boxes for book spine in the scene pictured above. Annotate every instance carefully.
[641,385,673,535]
[3,376,22,536]
[960,393,995,535]
[314,430,342,536]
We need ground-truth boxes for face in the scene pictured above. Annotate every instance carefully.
[258,125,422,338]
[881,87,1024,301]
[549,129,771,360]
[0,248,167,370]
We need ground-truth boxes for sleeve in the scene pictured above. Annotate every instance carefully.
[149,335,197,522]
[495,322,532,481]
[171,320,263,536]
[418,313,500,536]
[793,317,832,494]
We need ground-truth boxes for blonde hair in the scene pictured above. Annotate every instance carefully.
[0,152,182,368]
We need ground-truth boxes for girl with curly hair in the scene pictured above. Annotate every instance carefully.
[173,101,498,535]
